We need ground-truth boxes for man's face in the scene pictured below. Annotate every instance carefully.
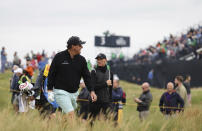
[16,73,21,77]
[142,85,148,92]
[72,44,83,55]
[188,76,191,81]
[174,78,179,85]
[167,83,174,92]
[26,60,31,66]
[97,58,107,67]
[80,82,86,88]
[113,80,119,88]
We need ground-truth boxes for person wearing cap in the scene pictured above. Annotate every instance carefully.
[10,66,20,112]
[47,36,97,118]
[15,68,32,113]
[89,53,113,120]
[112,74,126,121]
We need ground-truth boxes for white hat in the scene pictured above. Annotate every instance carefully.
[14,68,23,74]
[114,74,119,81]
[80,79,84,84]
[12,65,19,71]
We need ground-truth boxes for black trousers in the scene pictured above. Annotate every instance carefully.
[89,102,112,119]
[79,103,89,120]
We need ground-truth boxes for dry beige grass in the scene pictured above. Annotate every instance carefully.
[0,71,202,131]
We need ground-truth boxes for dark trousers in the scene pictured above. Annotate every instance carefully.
[79,103,89,120]
[89,102,112,119]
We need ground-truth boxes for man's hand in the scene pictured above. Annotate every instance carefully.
[134,98,142,103]
[47,90,54,102]
[106,80,112,86]
[90,91,97,102]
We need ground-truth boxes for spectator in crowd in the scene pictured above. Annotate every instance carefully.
[159,82,184,117]
[13,52,21,67]
[77,79,90,121]
[174,76,188,107]
[1,47,7,73]
[134,82,153,121]
[89,53,113,120]
[16,68,33,113]
[31,56,37,71]
[184,75,192,106]
[38,55,49,72]
[112,74,126,121]
[147,69,154,86]
[110,26,202,65]
[10,65,20,112]
[25,60,34,79]
[25,53,31,61]
[36,52,42,63]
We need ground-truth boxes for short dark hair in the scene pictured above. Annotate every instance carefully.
[67,44,73,49]
[175,75,184,82]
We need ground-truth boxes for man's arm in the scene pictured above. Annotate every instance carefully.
[159,94,165,113]
[177,93,184,111]
[82,59,94,92]
[81,58,97,102]
[47,55,57,91]
[109,71,113,101]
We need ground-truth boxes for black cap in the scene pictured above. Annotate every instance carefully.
[67,36,86,45]
[95,53,107,59]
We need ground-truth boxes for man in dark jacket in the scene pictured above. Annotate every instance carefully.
[47,36,97,118]
[89,53,113,119]
[10,66,20,112]
[134,82,153,121]
[159,82,184,116]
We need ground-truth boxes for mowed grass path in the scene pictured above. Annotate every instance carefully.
[0,71,202,131]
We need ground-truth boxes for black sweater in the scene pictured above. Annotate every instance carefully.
[47,50,93,93]
[91,66,113,103]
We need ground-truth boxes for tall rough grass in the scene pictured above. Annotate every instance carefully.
[0,71,202,131]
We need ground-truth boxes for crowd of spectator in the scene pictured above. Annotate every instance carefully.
[110,26,202,65]
[134,26,202,64]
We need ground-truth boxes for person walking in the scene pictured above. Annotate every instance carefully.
[47,36,97,119]
[89,53,113,120]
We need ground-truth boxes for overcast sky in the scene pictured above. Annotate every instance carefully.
[0,0,202,64]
